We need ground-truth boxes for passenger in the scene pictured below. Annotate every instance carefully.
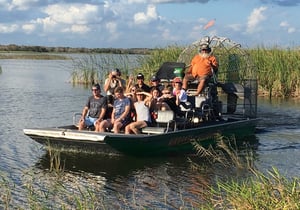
[124,85,137,121]
[104,68,126,105]
[182,43,218,95]
[172,77,188,106]
[78,84,107,131]
[150,75,164,92]
[133,73,151,92]
[124,85,137,104]
[148,86,163,122]
[99,87,131,133]
[125,89,152,134]
[156,85,174,111]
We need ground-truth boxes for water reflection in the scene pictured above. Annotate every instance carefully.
[36,151,170,179]
[34,151,223,208]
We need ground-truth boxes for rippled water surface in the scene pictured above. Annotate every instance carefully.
[0,58,299,208]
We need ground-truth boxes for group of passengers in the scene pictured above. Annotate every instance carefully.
[78,70,188,134]
[78,42,218,134]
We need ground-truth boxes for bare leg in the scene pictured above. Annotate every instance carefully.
[129,121,147,134]
[94,120,101,132]
[113,122,122,133]
[78,119,85,130]
[99,120,111,132]
[182,76,188,90]
[125,123,132,134]
[195,79,205,96]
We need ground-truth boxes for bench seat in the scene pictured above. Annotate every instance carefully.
[142,127,166,134]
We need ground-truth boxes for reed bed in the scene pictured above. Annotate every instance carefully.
[71,54,140,85]
[0,53,69,60]
[190,135,300,210]
[134,46,183,81]
[70,46,300,98]
[249,47,300,98]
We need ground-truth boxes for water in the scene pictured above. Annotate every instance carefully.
[0,57,299,208]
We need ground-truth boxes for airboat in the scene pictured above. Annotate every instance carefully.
[23,36,259,157]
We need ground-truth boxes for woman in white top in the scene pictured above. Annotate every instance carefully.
[125,88,152,134]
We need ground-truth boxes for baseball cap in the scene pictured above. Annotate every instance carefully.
[151,75,159,82]
[173,77,182,83]
[137,73,144,79]
[200,44,210,50]
[92,83,101,90]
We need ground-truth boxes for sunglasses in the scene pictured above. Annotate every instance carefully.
[163,92,170,94]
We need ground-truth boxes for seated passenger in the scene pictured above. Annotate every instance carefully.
[157,85,177,112]
[172,77,187,106]
[78,84,107,131]
[149,86,162,111]
[99,87,131,133]
[125,89,152,134]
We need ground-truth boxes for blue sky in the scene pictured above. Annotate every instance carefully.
[0,0,299,48]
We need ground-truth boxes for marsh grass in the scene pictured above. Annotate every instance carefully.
[191,135,300,210]
[135,46,183,81]
[71,54,139,85]
[0,174,12,210]
[70,45,300,97]
[47,146,65,174]
[249,47,300,98]
[0,52,69,60]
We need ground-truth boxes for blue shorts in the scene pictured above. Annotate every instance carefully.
[84,116,98,127]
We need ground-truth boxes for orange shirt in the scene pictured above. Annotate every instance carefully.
[189,55,218,77]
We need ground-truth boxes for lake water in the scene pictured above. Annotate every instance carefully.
[0,57,299,208]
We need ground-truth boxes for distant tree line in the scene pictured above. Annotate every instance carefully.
[0,44,152,55]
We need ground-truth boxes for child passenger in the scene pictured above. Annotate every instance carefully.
[125,88,152,134]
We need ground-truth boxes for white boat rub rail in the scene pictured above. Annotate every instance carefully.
[23,128,106,141]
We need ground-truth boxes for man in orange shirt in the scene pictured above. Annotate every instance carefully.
[182,44,218,96]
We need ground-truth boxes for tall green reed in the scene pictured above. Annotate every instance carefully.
[249,47,300,98]
[71,54,138,85]
[190,135,300,210]
[134,46,183,81]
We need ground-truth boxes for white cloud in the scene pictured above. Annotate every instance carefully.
[31,3,100,34]
[246,6,267,33]
[22,23,35,34]
[8,0,39,10]
[227,24,242,32]
[106,21,117,34]
[287,27,296,33]
[279,21,296,34]
[0,24,18,33]
[70,25,90,34]
[44,4,98,25]
[134,4,159,24]
[106,21,120,41]
[280,21,289,27]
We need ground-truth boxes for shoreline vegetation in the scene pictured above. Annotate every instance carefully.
[1,44,300,98]
[0,136,299,209]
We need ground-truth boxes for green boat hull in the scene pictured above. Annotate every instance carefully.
[24,118,258,157]
[104,118,258,156]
